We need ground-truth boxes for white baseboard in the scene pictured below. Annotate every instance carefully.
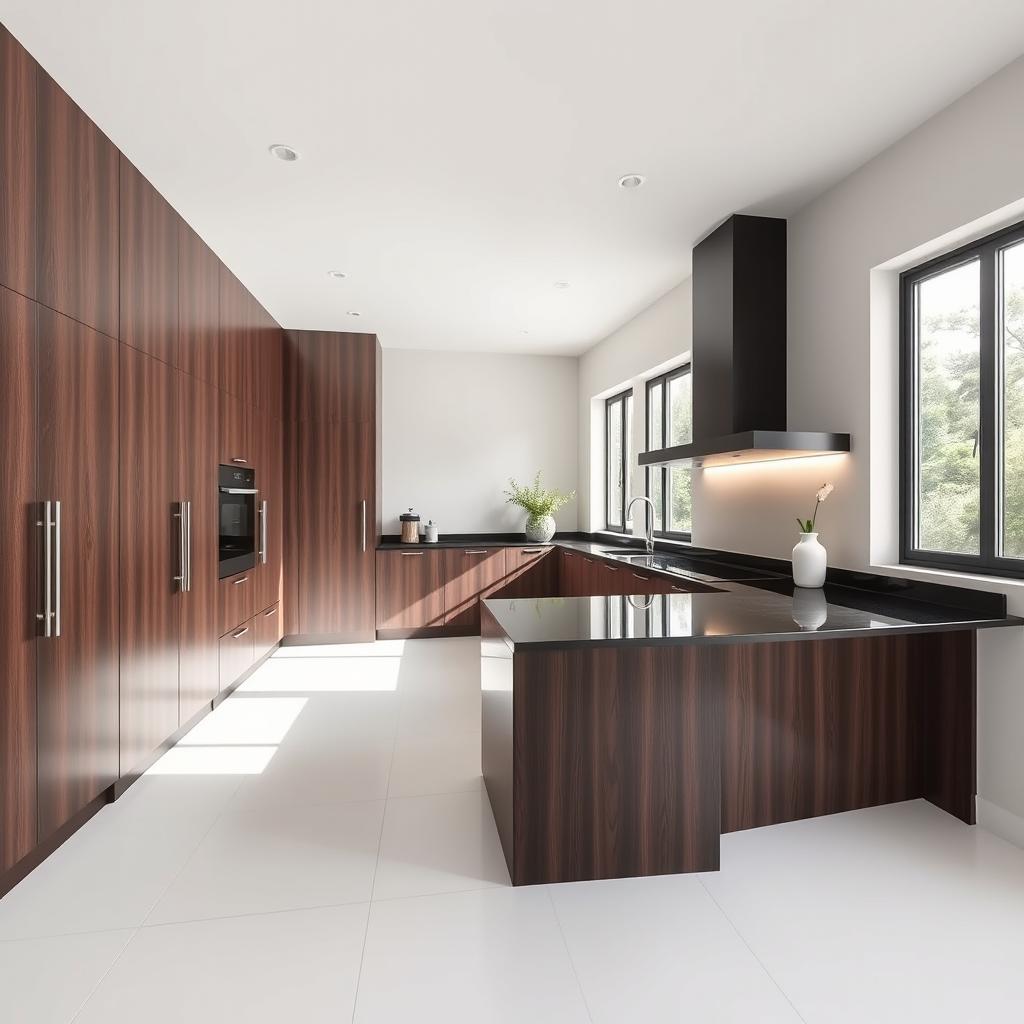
[977,797,1024,850]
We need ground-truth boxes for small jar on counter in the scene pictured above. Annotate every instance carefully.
[400,508,421,544]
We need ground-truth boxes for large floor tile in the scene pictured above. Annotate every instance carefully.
[549,873,801,1023]
[146,798,384,924]
[387,726,482,798]
[354,887,589,1023]
[76,905,368,1024]
[702,800,1024,1023]
[241,655,404,692]
[373,790,509,900]
[0,777,240,940]
[0,928,133,1024]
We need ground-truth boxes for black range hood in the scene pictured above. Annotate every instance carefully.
[639,214,850,469]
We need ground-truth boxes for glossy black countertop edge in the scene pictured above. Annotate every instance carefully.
[379,530,1012,619]
[477,536,1024,649]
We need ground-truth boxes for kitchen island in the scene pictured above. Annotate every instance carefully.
[481,542,1023,885]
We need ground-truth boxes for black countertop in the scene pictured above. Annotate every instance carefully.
[481,539,1024,649]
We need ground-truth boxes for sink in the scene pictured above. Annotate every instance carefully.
[601,551,657,563]
[599,549,783,582]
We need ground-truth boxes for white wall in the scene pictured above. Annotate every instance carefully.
[382,349,578,535]
[577,279,692,533]
[577,56,1024,840]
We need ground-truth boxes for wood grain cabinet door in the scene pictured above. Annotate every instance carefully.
[375,550,445,631]
[253,415,283,615]
[0,287,39,872]
[36,307,120,837]
[117,346,180,781]
[35,64,119,338]
[219,570,255,639]
[217,389,253,469]
[177,371,220,723]
[254,603,282,662]
[0,27,37,300]
[178,220,221,387]
[119,157,179,366]
[219,620,255,692]
[443,548,509,629]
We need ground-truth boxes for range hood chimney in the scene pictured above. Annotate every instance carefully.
[639,214,849,469]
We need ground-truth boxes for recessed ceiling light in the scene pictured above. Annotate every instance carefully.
[553,281,570,290]
[327,270,347,279]
[347,310,361,317]
[268,143,300,162]
[618,173,645,189]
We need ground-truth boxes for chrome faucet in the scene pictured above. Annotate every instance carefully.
[626,495,656,556]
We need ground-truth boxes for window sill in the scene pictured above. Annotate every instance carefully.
[872,562,1024,592]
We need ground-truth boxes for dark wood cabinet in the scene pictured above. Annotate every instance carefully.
[254,603,282,662]
[178,371,220,723]
[119,157,179,365]
[219,620,255,693]
[219,265,257,405]
[178,220,221,387]
[0,26,37,301]
[219,570,255,638]
[257,320,283,419]
[218,389,253,469]
[36,307,120,838]
[254,414,284,615]
[0,287,38,873]
[35,64,119,339]
[375,550,446,632]
[118,346,180,780]
[284,328,380,644]
[443,548,508,629]
[495,546,557,599]
[285,330,379,424]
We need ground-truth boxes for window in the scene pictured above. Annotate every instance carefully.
[900,218,1024,577]
[605,389,633,531]
[645,365,692,540]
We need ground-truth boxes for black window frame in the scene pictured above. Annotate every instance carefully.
[645,364,692,542]
[604,388,632,533]
[900,216,1024,579]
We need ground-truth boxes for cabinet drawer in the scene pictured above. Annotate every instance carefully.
[254,603,282,662]
[375,549,445,630]
[443,548,508,628]
[218,570,254,636]
[219,619,255,692]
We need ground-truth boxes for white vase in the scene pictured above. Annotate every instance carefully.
[525,514,556,543]
[792,532,826,588]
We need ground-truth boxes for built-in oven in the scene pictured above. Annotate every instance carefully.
[218,465,258,579]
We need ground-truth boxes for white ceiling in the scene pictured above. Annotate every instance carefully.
[4,1,1024,355]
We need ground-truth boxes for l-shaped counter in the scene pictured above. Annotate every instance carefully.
[479,538,1022,886]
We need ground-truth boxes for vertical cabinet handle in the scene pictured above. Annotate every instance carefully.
[53,500,61,638]
[185,499,193,593]
[361,499,367,554]
[37,500,53,637]
[259,499,268,566]
[174,500,190,592]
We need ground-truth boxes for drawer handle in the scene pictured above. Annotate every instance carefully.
[230,457,249,464]
[605,565,618,572]
[671,585,686,592]
[263,607,277,617]
[232,576,249,585]
[463,549,488,555]
[400,551,425,556]
[232,626,249,638]
[632,572,648,580]
[521,548,544,553]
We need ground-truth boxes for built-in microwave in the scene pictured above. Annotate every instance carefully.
[218,465,258,579]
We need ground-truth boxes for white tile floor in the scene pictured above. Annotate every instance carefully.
[3,637,1024,1022]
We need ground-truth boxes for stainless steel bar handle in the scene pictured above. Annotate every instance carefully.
[463,549,488,555]
[173,504,186,590]
[259,500,268,565]
[232,576,249,585]
[232,625,249,638]
[53,501,61,638]
[37,501,52,637]
[360,499,367,553]
[521,548,544,554]
[230,457,248,464]
[632,572,649,580]
[263,606,277,617]
[185,500,193,593]
[400,551,425,557]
